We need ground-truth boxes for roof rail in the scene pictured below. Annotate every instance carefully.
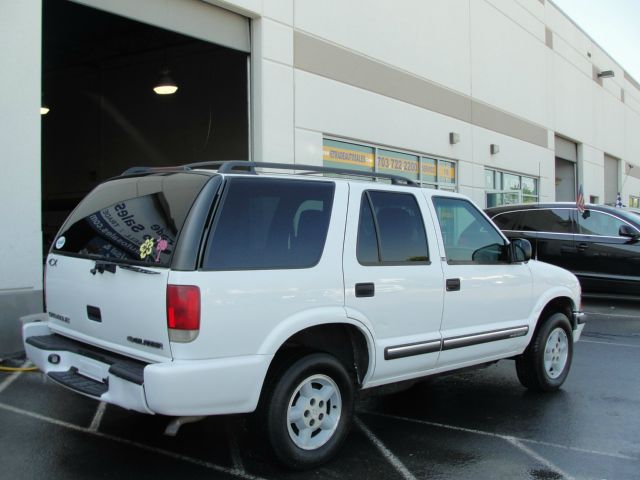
[184,161,419,186]
[120,165,190,176]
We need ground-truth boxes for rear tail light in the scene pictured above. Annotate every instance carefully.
[167,285,200,343]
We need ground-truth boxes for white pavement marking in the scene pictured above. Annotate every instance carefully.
[226,419,246,474]
[89,401,107,432]
[0,402,267,480]
[580,339,640,349]
[364,411,639,461]
[355,416,417,480]
[0,363,28,395]
[585,311,640,320]
[506,437,574,480]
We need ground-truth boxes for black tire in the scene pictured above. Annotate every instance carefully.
[516,312,574,392]
[262,352,355,470]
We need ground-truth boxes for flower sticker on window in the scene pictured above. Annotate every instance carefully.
[155,238,168,263]
[140,238,155,260]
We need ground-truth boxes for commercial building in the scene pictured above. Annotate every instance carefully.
[2,0,639,353]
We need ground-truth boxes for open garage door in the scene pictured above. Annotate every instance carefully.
[42,0,250,252]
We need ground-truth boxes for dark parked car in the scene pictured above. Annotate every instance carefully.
[485,202,640,298]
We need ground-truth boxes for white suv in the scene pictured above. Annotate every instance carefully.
[24,161,585,469]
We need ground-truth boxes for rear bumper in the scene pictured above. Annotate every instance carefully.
[23,322,272,416]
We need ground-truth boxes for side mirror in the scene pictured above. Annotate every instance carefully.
[619,224,640,241]
[510,238,532,263]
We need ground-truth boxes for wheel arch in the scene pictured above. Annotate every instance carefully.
[539,296,575,328]
[261,322,373,393]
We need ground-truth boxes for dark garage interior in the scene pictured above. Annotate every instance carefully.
[41,0,249,251]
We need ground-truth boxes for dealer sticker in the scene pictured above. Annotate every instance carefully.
[55,236,66,249]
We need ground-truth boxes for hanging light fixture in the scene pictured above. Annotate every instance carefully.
[153,66,178,95]
[41,94,50,115]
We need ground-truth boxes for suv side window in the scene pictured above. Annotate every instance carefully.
[578,210,627,237]
[518,208,575,233]
[433,197,506,264]
[357,191,429,265]
[203,178,334,270]
[492,211,521,230]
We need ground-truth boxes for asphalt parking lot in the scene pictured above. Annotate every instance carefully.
[1,300,639,480]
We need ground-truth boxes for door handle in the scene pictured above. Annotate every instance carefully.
[446,278,461,292]
[355,283,375,298]
[577,242,589,252]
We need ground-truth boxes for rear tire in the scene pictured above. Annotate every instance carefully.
[262,352,355,470]
[516,312,573,392]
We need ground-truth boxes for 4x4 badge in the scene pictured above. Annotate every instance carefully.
[48,258,58,267]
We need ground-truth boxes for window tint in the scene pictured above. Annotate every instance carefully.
[356,197,379,263]
[433,197,506,264]
[356,191,429,264]
[204,178,334,269]
[518,209,574,233]
[491,211,521,230]
[53,173,209,267]
[578,210,627,237]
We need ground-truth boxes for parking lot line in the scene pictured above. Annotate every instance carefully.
[0,401,268,480]
[584,311,640,320]
[355,416,417,480]
[580,339,640,349]
[505,437,574,480]
[0,367,25,395]
[364,411,639,462]
[226,418,246,474]
[88,401,107,432]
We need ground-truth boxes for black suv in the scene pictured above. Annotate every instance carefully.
[486,203,640,298]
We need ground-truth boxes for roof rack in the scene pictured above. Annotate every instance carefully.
[120,165,190,176]
[184,161,419,186]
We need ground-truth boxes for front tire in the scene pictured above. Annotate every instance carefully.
[263,353,355,470]
[516,312,573,392]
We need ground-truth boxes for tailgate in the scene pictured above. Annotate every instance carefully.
[46,254,172,361]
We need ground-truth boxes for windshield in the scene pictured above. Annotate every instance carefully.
[52,172,209,267]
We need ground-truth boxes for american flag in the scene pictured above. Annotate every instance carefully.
[576,184,585,213]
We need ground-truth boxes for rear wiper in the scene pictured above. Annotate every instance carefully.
[90,260,160,275]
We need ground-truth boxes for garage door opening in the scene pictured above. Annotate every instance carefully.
[42,0,249,252]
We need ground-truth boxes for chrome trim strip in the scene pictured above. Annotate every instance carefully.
[442,326,529,351]
[384,339,442,360]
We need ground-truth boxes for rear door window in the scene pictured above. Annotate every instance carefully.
[203,178,334,270]
[356,191,429,265]
[52,173,210,267]
[518,208,575,233]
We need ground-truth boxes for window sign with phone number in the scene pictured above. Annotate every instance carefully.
[323,138,456,186]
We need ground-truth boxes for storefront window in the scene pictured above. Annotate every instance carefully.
[323,139,374,173]
[377,149,419,181]
[485,169,538,207]
[421,157,437,183]
[322,138,457,191]
[421,157,456,190]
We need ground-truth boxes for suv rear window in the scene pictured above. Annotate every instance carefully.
[203,178,334,270]
[52,173,210,267]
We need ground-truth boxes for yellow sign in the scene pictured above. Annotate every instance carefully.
[421,161,436,178]
[377,153,419,177]
[323,146,374,169]
[439,163,455,182]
